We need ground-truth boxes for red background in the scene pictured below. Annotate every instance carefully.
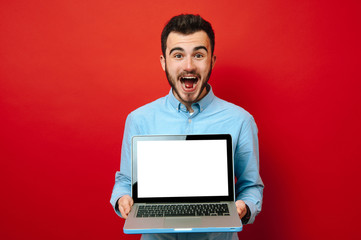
[1,0,360,239]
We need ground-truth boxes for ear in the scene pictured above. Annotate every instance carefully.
[211,55,217,69]
[160,55,166,71]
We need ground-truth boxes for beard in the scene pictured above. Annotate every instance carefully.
[164,63,213,105]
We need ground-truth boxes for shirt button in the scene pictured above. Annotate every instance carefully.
[188,119,192,123]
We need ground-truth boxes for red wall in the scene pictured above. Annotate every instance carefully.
[1,1,360,239]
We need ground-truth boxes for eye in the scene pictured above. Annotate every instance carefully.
[194,53,204,59]
[174,53,183,59]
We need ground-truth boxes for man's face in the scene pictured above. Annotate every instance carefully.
[160,31,216,110]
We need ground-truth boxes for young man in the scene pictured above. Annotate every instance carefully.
[110,14,264,240]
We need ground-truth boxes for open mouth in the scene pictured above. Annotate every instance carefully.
[180,76,199,91]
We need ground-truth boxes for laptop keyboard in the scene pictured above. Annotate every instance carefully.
[136,203,230,218]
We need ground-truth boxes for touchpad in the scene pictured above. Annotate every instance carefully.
[164,217,202,228]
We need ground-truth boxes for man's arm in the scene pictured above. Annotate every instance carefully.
[110,113,138,218]
[110,172,132,217]
[234,116,264,224]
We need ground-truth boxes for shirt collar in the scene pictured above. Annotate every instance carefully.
[168,85,215,113]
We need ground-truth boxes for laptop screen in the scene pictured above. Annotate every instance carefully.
[132,134,235,203]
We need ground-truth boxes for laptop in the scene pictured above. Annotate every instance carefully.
[123,134,242,234]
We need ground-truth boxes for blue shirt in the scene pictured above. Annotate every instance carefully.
[110,87,264,239]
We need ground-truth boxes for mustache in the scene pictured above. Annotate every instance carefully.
[178,71,201,78]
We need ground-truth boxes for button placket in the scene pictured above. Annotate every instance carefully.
[186,117,193,134]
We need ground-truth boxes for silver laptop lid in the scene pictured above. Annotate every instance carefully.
[131,134,235,203]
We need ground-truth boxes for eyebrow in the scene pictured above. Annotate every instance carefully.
[194,46,208,52]
[168,46,208,55]
[169,47,184,55]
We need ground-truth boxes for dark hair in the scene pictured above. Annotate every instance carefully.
[161,14,215,57]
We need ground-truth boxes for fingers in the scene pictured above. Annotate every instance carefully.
[235,200,247,219]
[117,195,134,219]
[119,206,130,219]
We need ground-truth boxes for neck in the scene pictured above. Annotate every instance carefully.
[174,84,210,113]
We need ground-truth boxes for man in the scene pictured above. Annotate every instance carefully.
[110,14,264,240]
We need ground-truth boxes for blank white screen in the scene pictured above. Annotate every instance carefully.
[137,140,229,198]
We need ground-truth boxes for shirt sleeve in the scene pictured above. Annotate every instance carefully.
[110,113,139,217]
[234,116,264,224]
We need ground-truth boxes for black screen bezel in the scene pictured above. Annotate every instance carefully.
[131,134,234,203]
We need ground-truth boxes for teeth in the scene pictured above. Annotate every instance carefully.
[181,77,197,81]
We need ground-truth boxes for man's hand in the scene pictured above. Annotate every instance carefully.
[117,195,134,219]
[235,200,247,219]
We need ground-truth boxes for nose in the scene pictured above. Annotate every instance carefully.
[184,57,196,72]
